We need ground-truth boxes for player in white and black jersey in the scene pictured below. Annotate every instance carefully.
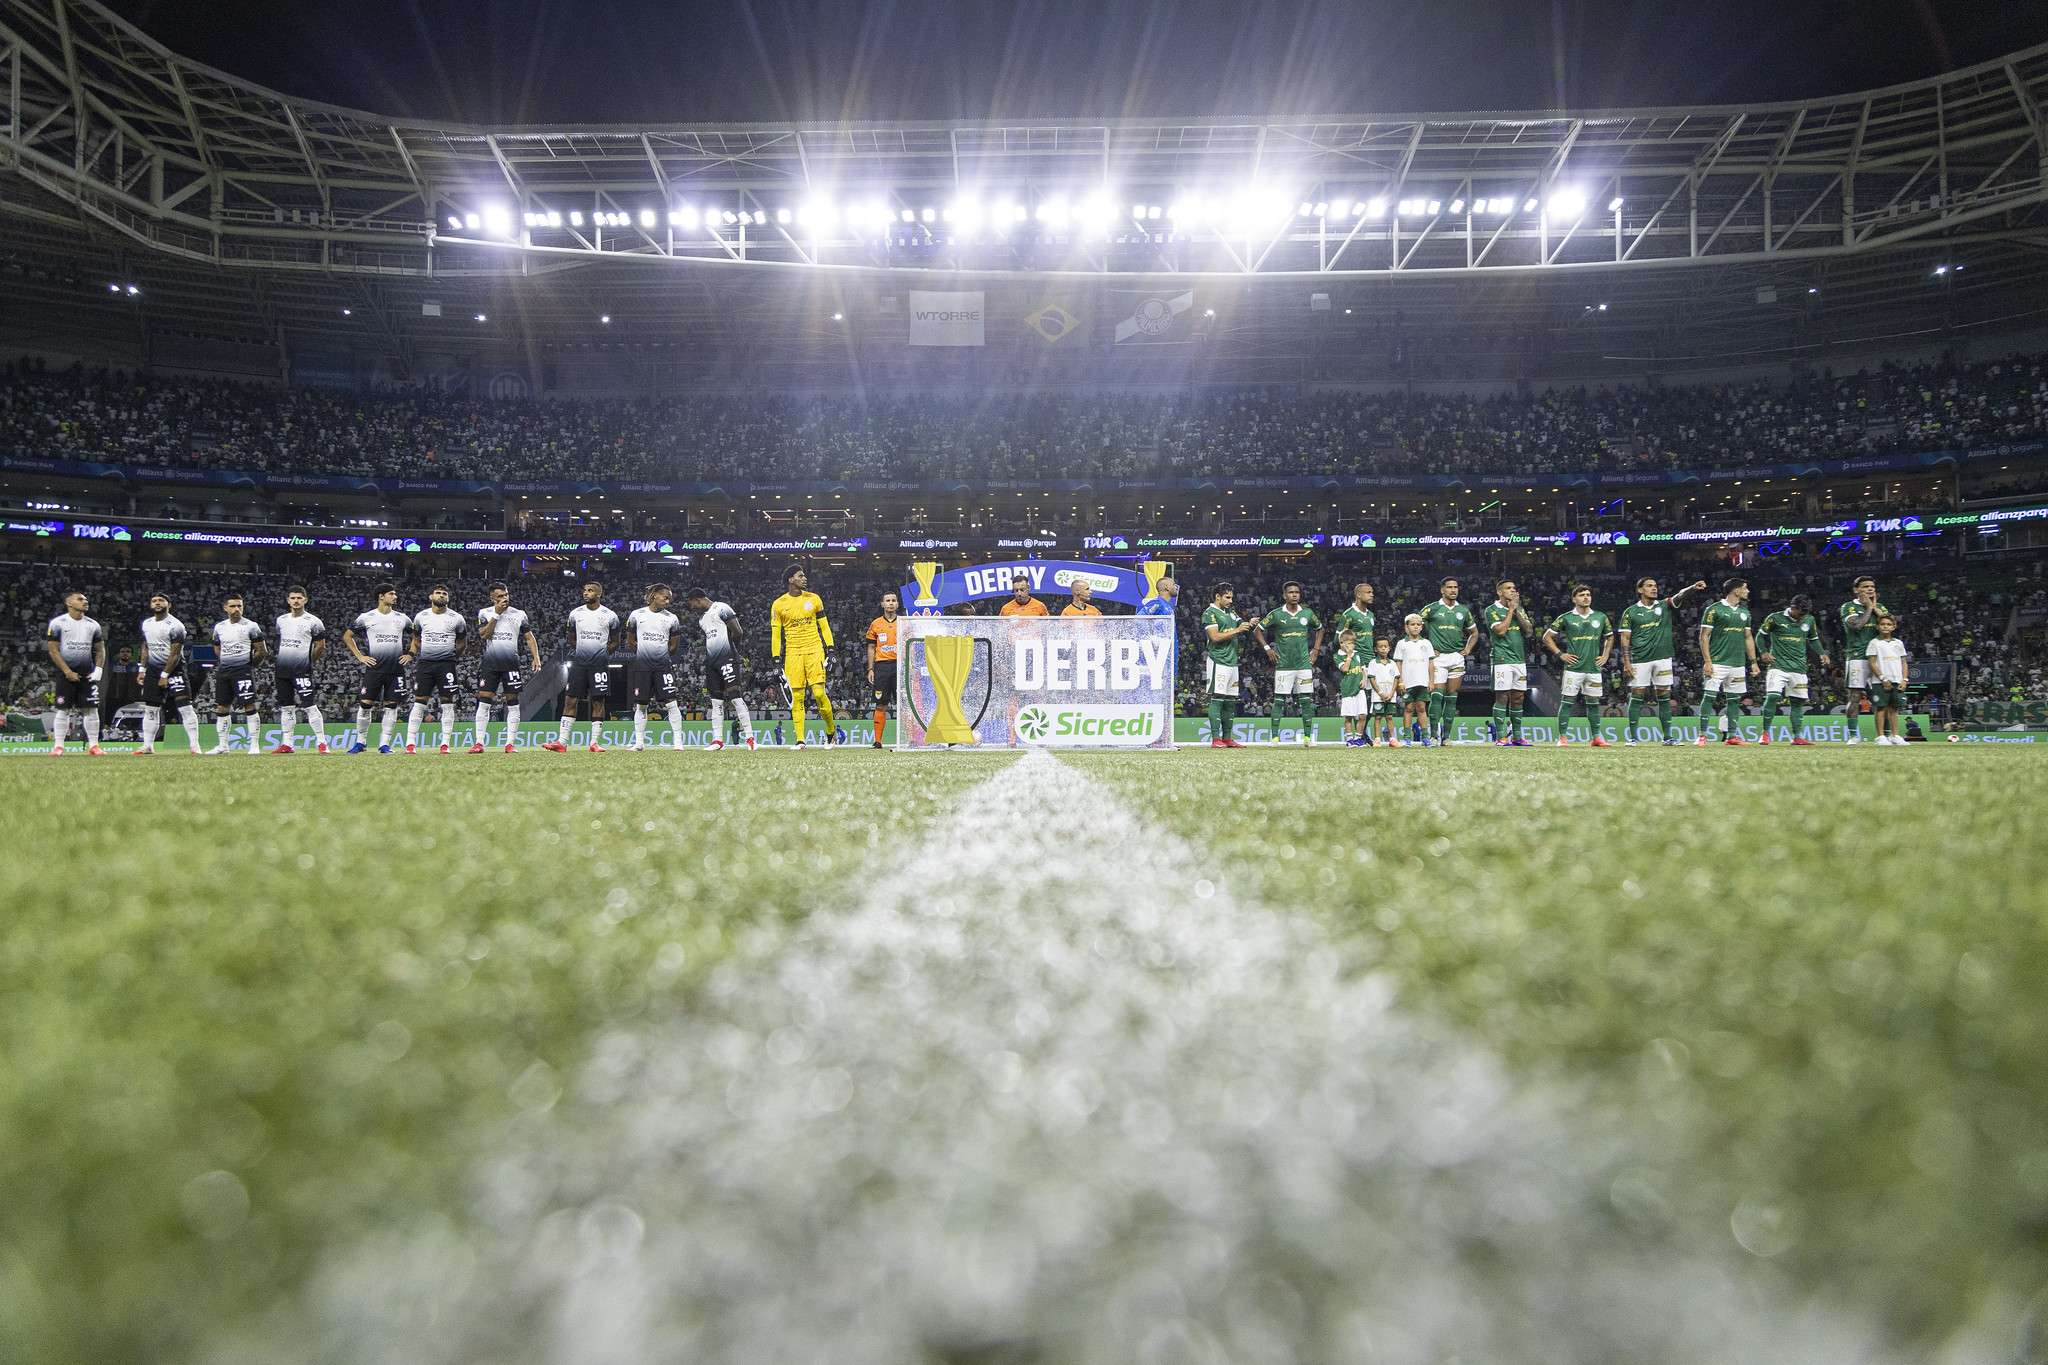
[272,586,329,754]
[407,583,470,754]
[207,593,266,755]
[623,583,686,751]
[45,590,106,755]
[683,587,757,750]
[137,592,203,754]
[470,581,542,754]
[548,580,620,753]
[345,582,411,753]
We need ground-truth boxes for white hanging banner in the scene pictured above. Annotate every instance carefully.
[907,291,986,347]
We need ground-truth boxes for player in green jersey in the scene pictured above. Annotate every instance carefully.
[1333,582,1376,657]
[1695,577,1759,745]
[1838,575,1890,745]
[1333,627,1369,745]
[1254,581,1325,745]
[1542,584,1615,747]
[1483,579,1539,746]
[1202,584,1255,748]
[1618,576,1708,744]
[1757,595,1831,746]
[1416,578,1479,744]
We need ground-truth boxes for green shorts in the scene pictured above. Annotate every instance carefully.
[1871,682,1905,708]
[1403,686,1429,703]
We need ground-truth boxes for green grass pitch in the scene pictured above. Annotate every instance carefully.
[3,745,2044,1362]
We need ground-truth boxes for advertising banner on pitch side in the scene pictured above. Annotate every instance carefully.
[896,614,1175,749]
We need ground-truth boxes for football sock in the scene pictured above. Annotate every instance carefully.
[733,698,754,739]
[142,704,161,746]
[633,706,648,748]
[1298,695,1315,736]
[1697,692,1716,729]
[1207,698,1224,738]
[216,717,236,752]
[407,703,426,748]
[51,711,69,746]
[666,701,684,748]
[1491,702,1508,737]
[279,706,297,745]
[710,700,724,738]
[813,687,836,734]
[790,692,807,742]
[558,714,574,743]
[496,703,516,746]
[1656,698,1673,737]
[1426,691,1442,740]
[1760,693,1781,724]
[83,711,100,747]
[1507,705,1522,739]
[356,706,372,741]
[439,703,456,747]
[1626,697,1644,738]
[1789,701,1806,735]
[379,708,399,748]
[306,706,326,745]
[245,716,259,755]
[474,701,492,739]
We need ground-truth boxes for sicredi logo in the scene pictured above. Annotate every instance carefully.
[1012,703,1160,746]
[1013,637,1172,691]
[1050,567,1119,593]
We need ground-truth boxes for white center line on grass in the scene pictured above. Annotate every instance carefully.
[290,750,1907,1365]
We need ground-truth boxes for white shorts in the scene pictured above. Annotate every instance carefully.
[1492,663,1528,692]
[1560,670,1604,699]
[1430,651,1466,685]
[1702,663,1749,695]
[1629,659,1675,689]
[1273,667,1313,696]
[1845,659,1871,690]
[1764,668,1809,700]
[1206,659,1241,698]
[1340,694,1369,718]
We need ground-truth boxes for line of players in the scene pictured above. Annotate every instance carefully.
[1196,572,1913,747]
[41,566,908,755]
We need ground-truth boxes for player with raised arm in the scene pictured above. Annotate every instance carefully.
[866,591,901,750]
[137,592,202,755]
[1483,579,1538,746]
[1838,575,1890,745]
[208,593,266,756]
[1696,577,1760,746]
[271,586,329,754]
[624,583,686,752]
[1418,577,1478,745]
[471,582,541,754]
[1619,576,1709,745]
[406,583,469,755]
[684,587,757,752]
[45,590,105,755]
[1254,580,1324,745]
[1865,613,1911,745]
[770,565,838,747]
[549,580,621,753]
[1543,584,1614,747]
[1756,595,1830,746]
[345,583,410,753]
[1201,584,1254,748]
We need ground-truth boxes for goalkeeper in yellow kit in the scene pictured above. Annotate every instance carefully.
[770,564,838,746]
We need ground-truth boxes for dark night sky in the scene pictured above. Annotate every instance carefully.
[102,0,2045,126]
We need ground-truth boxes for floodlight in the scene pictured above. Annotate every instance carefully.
[951,198,982,228]
[125,284,139,296]
[600,314,611,324]
[678,206,699,229]
[1298,201,1314,217]
[831,312,844,321]
[1427,199,1441,214]
[636,208,653,228]
[1608,196,1624,211]
[1145,205,1161,219]
[569,210,584,226]
[342,307,352,316]
[463,213,480,231]
[1449,198,1465,213]
[1365,198,1387,218]
[723,211,739,225]
[776,207,792,224]
[1312,202,1328,216]
[921,207,936,223]
[108,282,120,292]
[483,205,512,235]
[474,313,487,322]
[1546,188,1586,219]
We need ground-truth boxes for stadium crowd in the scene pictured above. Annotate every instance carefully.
[5,350,2048,485]
[5,555,2044,730]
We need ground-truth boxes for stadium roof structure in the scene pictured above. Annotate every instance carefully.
[4,0,2048,378]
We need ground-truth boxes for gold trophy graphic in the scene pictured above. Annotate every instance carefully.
[1141,559,1174,602]
[907,633,992,746]
[911,560,942,609]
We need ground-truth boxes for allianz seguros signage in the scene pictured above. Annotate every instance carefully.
[894,562,1176,749]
